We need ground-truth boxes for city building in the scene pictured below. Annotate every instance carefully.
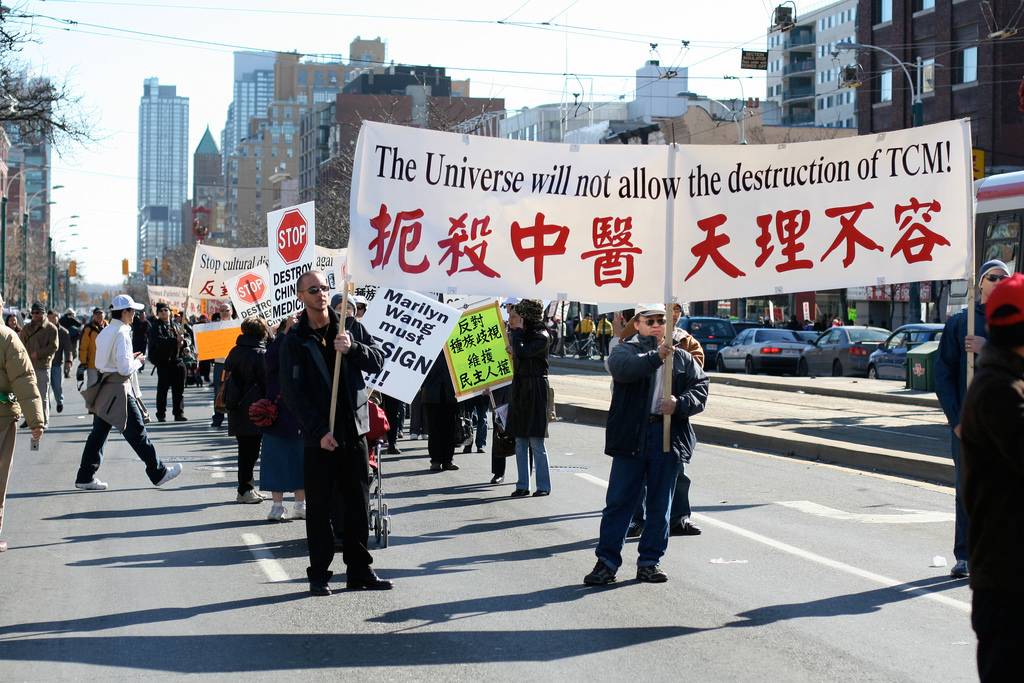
[765,0,858,128]
[137,77,189,264]
[191,126,225,243]
[221,51,276,174]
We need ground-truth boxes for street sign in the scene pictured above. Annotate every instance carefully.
[740,50,768,70]
[275,209,309,265]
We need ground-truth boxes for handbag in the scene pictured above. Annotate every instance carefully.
[453,411,473,448]
[367,399,390,442]
[214,370,230,413]
[491,406,515,458]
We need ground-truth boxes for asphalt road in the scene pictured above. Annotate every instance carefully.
[0,373,975,680]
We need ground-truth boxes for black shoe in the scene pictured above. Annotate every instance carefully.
[477,447,485,453]
[462,444,472,454]
[636,564,669,583]
[307,569,332,596]
[211,419,222,428]
[20,421,27,429]
[584,560,617,586]
[950,560,969,578]
[490,475,504,485]
[429,463,442,472]
[346,569,393,590]
[442,463,459,471]
[510,488,530,497]
[626,522,644,539]
[532,490,550,497]
[386,445,401,455]
[156,415,166,423]
[670,520,702,536]
[333,538,345,552]
[174,415,188,422]
[56,402,63,413]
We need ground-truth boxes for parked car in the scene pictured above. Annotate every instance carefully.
[716,328,814,374]
[730,320,766,334]
[676,316,736,366]
[867,323,944,380]
[798,326,891,377]
[795,330,820,344]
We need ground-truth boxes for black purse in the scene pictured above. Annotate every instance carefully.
[453,412,473,448]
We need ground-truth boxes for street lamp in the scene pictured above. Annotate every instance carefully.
[722,76,749,145]
[22,188,59,308]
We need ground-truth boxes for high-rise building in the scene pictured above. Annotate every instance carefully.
[222,52,276,170]
[191,126,225,243]
[765,0,858,128]
[137,77,188,264]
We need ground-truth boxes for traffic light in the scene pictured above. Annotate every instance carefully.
[143,259,152,276]
[121,259,129,276]
[161,259,170,276]
[68,260,77,278]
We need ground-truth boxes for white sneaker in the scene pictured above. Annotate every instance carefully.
[267,503,286,521]
[236,489,264,504]
[75,479,108,491]
[291,501,306,519]
[156,463,182,487]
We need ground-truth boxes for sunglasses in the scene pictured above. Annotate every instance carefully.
[985,274,1008,283]
[640,317,666,326]
[305,285,331,294]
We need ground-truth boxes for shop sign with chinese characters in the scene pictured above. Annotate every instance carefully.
[349,120,974,302]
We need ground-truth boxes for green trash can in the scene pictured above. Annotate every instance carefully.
[905,341,940,391]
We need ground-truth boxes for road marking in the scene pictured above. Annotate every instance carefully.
[574,473,970,613]
[211,472,227,479]
[241,533,289,582]
[777,500,955,524]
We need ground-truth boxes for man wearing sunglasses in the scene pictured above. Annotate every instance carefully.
[279,270,391,595]
[584,304,709,586]
[936,258,1010,579]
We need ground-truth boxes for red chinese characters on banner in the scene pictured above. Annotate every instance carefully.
[581,216,643,287]
[891,198,949,263]
[820,201,884,268]
[755,209,813,272]
[437,213,501,278]
[684,213,747,281]
[368,203,429,274]
[510,212,569,284]
[199,280,229,298]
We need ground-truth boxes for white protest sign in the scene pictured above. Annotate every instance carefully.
[225,264,275,323]
[187,244,269,301]
[147,285,198,317]
[349,120,973,303]
[266,201,316,324]
[315,246,347,296]
[360,288,460,403]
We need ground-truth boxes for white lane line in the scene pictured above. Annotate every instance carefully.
[211,472,227,479]
[241,533,290,582]
[573,473,970,613]
[776,500,955,524]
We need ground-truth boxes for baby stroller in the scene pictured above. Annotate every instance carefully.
[366,397,391,548]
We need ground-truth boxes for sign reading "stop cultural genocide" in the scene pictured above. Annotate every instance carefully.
[266,201,316,322]
[348,120,974,304]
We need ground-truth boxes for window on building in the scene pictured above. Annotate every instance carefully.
[960,46,978,83]
[880,69,893,102]
[874,0,892,23]
[914,0,935,11]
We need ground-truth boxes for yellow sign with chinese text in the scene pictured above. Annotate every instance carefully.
[972,148,986,181]
[443,301,513,400]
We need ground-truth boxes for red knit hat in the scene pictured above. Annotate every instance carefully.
[986,273,1024,328]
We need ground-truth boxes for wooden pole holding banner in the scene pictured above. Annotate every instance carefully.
[662,143,678,453]
[329,277,353,435]
[961,119,978,386]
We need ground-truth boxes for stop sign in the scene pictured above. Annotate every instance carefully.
[236,273,266,304]
[276,209,308,265]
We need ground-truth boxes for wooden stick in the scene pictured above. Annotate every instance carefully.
[328,278,353,435]
[967,276,976,385]
[662,302,673,452]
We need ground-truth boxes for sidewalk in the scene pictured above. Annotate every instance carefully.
[548,363,953,486]
[550,356,940,408]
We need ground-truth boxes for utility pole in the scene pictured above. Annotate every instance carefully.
[20,212,27,307]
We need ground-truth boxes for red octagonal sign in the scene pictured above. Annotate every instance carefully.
[236,273,266,304]
[276,209,308,265]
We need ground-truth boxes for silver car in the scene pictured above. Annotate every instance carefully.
[798,326,890,377]
[716,328,813,374]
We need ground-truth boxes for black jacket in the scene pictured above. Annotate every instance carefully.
[605,334,709,463]
[147,319,183,366]
[961,344,1024,593]
[506,325,550,439]
[131,316,150,355]
[261,335,300,440]
[224,335,267,437]
[279,307,384,447]
[420,350,456,405]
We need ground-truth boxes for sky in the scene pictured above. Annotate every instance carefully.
[13,0,835,284]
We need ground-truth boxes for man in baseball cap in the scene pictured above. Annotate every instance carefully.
[73,294,181,491]
[960,273,1024,679]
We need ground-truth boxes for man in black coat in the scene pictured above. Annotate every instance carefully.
[960,273,1024,681]
[584,304,709,586]
[279,270,392,595]
[147,303,187,422]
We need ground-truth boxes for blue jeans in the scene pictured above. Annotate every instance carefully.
[631,462,692,527]
[75,393,167,485]
[596,422,681,570]
[515,437,550,492]
[951,433,969,563]
[49,363,64,406]
[471,402,488,449]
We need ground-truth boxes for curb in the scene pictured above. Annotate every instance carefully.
[554,401,953,486]
[550,357,940,409]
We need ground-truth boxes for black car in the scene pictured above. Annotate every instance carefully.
[676,316,737,366]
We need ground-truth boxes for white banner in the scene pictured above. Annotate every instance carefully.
[187,245,269,301]
[225,264,275,324]
[360,288,460,403]
[266,201,317,324]
[316,246,347,297]
[146,285,199,317]
[349,120,973,303]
